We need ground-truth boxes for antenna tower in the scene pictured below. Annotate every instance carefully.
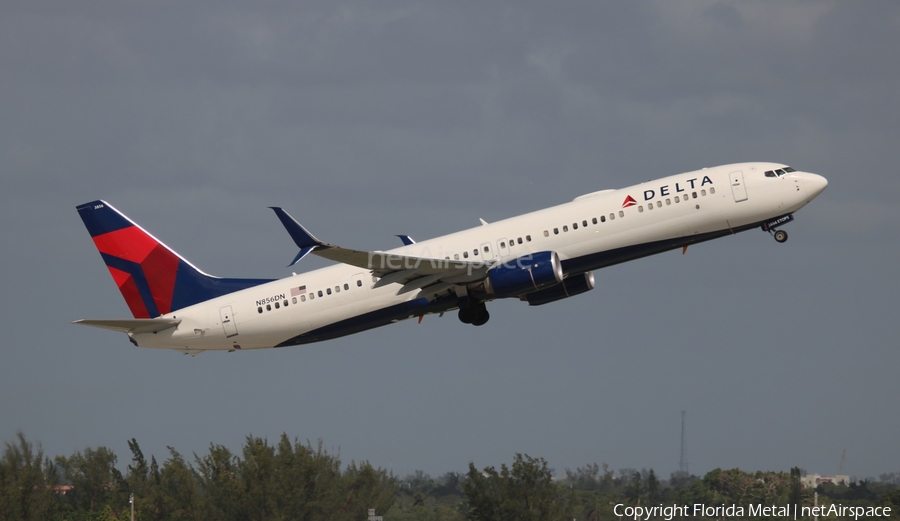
[679,410,689,475]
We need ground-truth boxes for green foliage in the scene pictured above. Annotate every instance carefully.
[55,444,127,516]
[462,453,573,521]
[2,433,897,521]
[0,432,60,521]
[882,488,900,510]
[388,470,465,521]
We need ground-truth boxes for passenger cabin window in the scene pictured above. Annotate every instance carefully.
[525,236,530,242]
[666,198,671,205]
[710,187,716,194]
[601,215,606,222]
[500,241,506,248]
[335,286,340,293]
[647,204,653,211]
[692,192,697,199]
[463,251,469,258]
[266,304,271,311]
[675,196,681,203]
[292,297,297,304]
[301,295,307,302]
[609,213,615,220]
[356,280,363,287]
[483,246,489,252]
[344,283,349,290]
[701,189,707,196]
[473,249,479,256]
[638,206,644,212]
[563,225,568,232]
[274,302,280,309]
[454,254,459,260]
[318,290,323,297]
[572,223,578,230]
[618,210,624,217]
[258,306,263,314]
[554,228,559,235]
[544,230,549,237]
[592,217,598,224]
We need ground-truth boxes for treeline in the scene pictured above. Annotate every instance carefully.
[1,432,392,521]
[2,432,898,520]
[392,458,900,521]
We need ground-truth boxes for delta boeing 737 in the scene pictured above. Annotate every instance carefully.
[75,162,827,355]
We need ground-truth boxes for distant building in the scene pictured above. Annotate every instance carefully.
[801,474,850,488]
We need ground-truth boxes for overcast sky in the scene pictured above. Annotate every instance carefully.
[1,2,897,481]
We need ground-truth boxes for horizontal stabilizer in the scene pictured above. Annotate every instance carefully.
[73,318,181,334]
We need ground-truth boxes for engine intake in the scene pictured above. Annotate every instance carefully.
[524,272,595,306]
[484,251,563,298]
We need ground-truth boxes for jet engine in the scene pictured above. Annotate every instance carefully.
[484,251,563,298]
[523,272,595,306]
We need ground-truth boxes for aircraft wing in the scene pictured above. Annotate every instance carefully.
[270,207,492,296]
[73,318,181,334]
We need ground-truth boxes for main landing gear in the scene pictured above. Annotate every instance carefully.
[458,301,490,326]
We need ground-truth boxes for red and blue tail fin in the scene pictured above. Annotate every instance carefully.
[77,200,272,318]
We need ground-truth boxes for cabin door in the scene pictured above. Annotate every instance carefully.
[219,305,238,338]
[730,170,748,202]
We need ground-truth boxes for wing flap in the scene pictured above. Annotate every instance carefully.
[73,318,181,334]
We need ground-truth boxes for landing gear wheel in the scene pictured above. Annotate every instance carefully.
[459,302,490,326]
[773,230,788,243]
[471,309,490,326]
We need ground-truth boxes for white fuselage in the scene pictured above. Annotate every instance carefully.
[132,162,827,352]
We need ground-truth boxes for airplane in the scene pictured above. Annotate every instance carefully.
[74,162,827,355]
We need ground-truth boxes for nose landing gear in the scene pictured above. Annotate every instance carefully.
[762,214,794,244]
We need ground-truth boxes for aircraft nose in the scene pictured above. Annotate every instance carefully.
[805,173,828,197]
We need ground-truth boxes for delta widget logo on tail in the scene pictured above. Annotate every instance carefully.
[622,195,637,208]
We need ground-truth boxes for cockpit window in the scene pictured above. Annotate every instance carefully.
[764,167,795,178]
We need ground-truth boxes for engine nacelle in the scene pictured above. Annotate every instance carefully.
[524,272,595,306]
[484,251,563,298]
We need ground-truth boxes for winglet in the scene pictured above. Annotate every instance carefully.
[290,246,316,266]
[396,234,416,246]
[270,207,329,266]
